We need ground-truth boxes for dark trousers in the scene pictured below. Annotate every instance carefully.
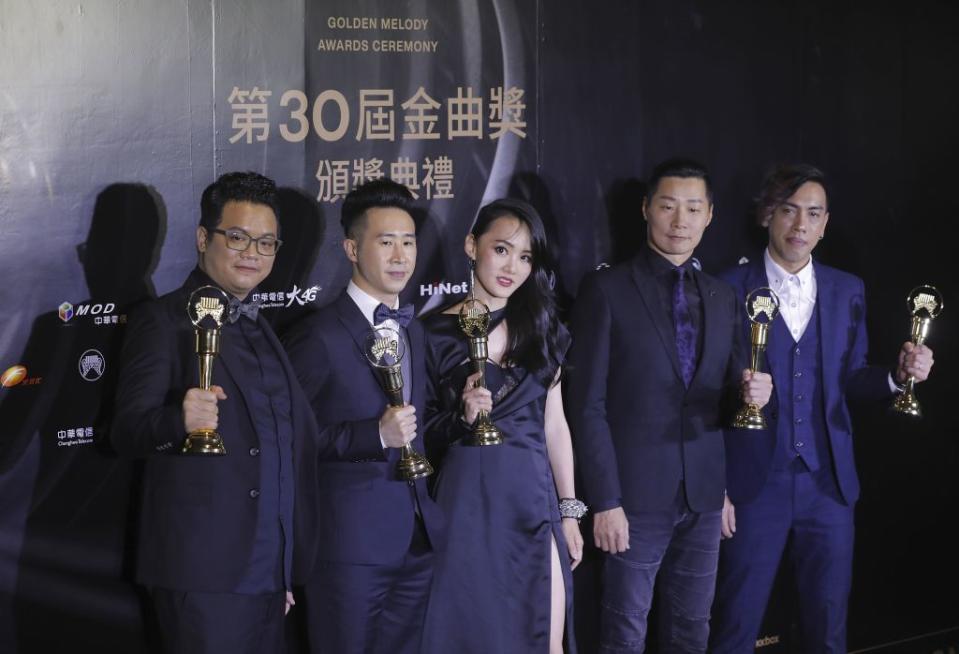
[599,486,722,654]
[709,466,854,654]
[151,588,286,654]
[304,518,433,654]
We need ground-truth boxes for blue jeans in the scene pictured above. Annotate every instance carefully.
[599,485,722,653]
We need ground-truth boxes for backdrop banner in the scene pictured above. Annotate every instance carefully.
[1,1,956,653]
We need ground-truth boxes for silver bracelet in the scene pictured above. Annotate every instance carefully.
[559,497,588,520]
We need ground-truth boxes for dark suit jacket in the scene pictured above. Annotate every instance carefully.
[567,250,742,514]
[282,291,444,566]
[719,257,891,505]
[111,274,319,592]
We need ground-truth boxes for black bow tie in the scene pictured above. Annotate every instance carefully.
[373,303,414,327]
[227,297,261,323]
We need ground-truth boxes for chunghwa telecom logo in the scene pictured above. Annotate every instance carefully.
[78,350,106,381]
[251,284,322,309]
[57,426,94,448]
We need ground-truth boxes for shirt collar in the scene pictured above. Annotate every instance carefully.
[642,243,695,277]
[347,280,398,326]
[764,248,815,291]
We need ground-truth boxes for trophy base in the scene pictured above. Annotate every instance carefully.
[732,406,766,430]
[397,451,433,481]
[892,394,922,418]
[467,423,503,446]
[182,430,227,455]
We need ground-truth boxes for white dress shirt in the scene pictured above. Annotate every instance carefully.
[764,248,816,342]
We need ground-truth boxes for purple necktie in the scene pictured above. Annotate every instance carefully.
[673,267,696,387]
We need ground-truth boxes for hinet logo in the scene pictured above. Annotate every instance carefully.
[419,280,468,297]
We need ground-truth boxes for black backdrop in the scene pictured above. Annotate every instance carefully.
[1,1,956,653]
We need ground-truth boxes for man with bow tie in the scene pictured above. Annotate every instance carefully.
[112,172,319,654]
[283,178,444,654]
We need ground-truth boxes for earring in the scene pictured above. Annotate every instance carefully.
[468,257,476,298]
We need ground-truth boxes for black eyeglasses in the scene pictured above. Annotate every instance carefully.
[210,228,282,256]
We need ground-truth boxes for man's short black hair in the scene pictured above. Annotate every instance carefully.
[341,178,415,239]
[756,164,828,226]
[199,171,279,235]
[645,158,713,205]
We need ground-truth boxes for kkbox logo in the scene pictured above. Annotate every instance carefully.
[58,300,117,323]
[78,350,105,381]
[755,635,781,648]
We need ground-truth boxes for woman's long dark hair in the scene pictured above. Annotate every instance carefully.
[471,199,563,387]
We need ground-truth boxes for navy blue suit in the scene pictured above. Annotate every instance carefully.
[112,272,319,654]
[567,248,743,652]
[282,291,443,654]
[710,257,891,654]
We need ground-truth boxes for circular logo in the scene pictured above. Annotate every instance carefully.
[1,365,28,388]
[78,350,106,382]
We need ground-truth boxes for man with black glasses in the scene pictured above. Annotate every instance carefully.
[112,171,318,654]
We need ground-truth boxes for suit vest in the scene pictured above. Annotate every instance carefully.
[770,302,831,473]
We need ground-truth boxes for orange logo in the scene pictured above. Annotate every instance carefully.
[1,365,28,388]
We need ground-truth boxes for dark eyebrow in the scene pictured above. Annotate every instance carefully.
[377,232,417,238]
[782,201,825,212]
[227,227,277,238]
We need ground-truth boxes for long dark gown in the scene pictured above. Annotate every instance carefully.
[420,309,576,654]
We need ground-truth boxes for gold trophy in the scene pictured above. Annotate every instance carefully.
[183,286,230,455]
[364,325,433,480]
[732,287,781,430]
[892,285,943,418]
[458,297,504,446]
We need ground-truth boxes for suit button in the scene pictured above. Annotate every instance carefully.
[796,441,805,448]
[795,394,804,401]
[249,447,260,456]
[249,489,260,499]
[795,348,801,356]
[795,371,803,378]
[795,418,803,424]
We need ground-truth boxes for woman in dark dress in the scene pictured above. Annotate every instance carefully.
[421,199,585,653]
